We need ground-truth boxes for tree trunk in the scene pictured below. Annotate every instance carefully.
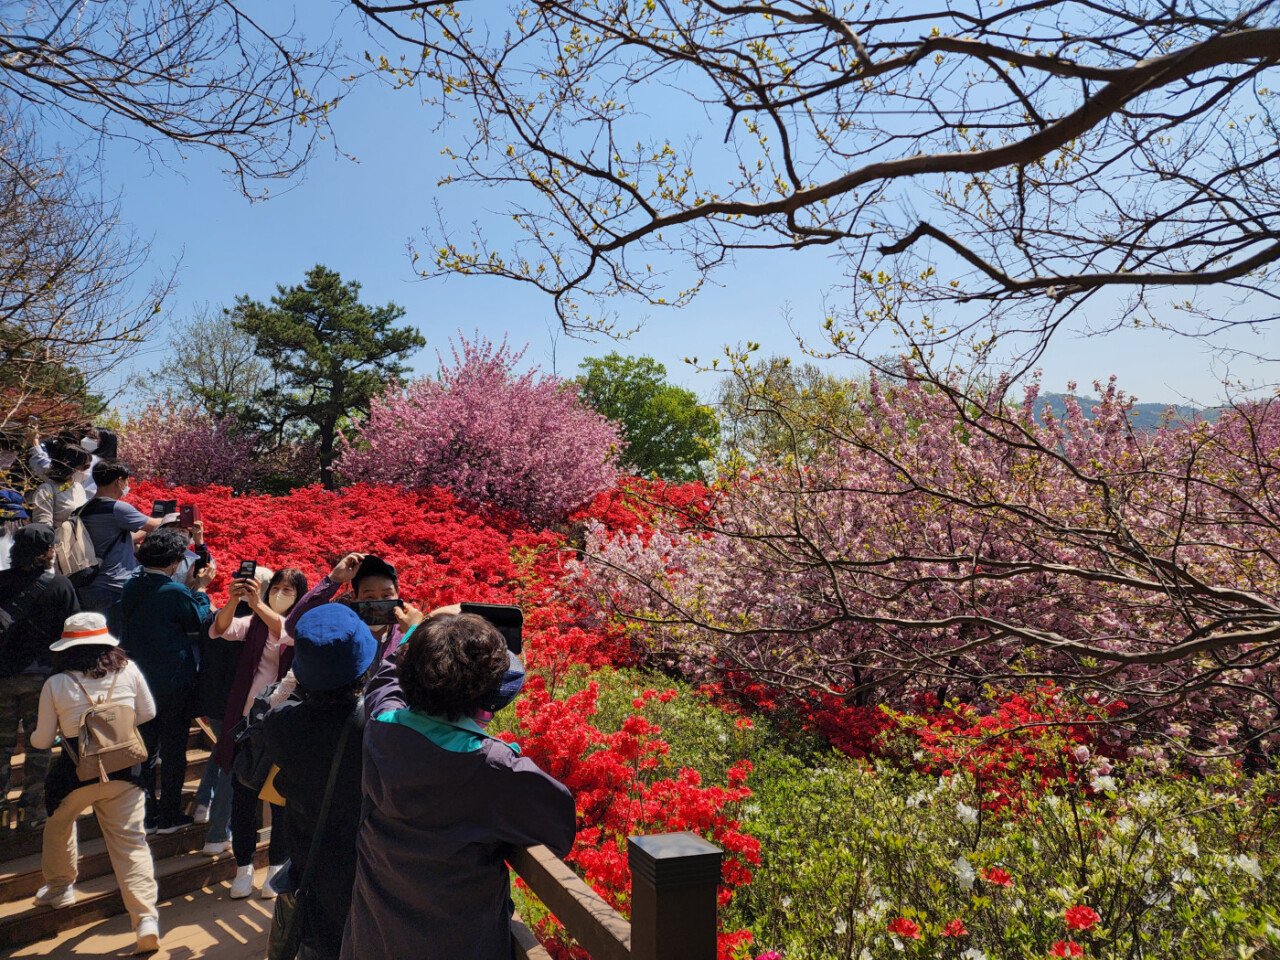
[319,419,336,490]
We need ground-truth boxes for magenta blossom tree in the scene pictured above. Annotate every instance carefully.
[119,403,263,490]
[338,336,622,525]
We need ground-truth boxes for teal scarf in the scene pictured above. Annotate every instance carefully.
[375,708,521,755]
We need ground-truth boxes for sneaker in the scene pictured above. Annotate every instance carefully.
[200,840,232,856]
[228,864,255,899]
[135,916,161,954]
[193,803,210,825]
[261,864,282,900]
[33,884,76,909]
[155,813,195,835]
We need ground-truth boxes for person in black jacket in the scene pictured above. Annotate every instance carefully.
[0,524,79,827]
[262,604,377,960]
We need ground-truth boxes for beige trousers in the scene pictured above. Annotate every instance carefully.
[42,779,158,927]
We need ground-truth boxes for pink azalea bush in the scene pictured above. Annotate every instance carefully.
[119,403,264,489]
[339,336,623,525]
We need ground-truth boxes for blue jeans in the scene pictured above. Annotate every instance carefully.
[195,759,233,843]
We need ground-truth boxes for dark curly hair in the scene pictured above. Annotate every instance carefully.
[136,527,189,568]
[53,644,129,679]
[397,614,508,721]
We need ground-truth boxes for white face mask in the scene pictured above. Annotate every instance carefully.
[120,483,131,499]
[80,437,99,454]
[268,590,294,614]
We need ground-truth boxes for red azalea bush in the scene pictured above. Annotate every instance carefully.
[338,336,623,525]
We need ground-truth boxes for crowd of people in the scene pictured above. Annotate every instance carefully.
[0,424,577,958]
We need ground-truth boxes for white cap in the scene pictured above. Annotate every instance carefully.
[51,611,120,651]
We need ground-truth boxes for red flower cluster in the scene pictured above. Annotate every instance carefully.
[131,479,757,959]
[981,867,1013,887]
[941,918,968,938]
[887,917,922,940]
[1051,941,1084,957]
[570,476,718,540]
[1065,905,1100,932]
[896,684,1103,811]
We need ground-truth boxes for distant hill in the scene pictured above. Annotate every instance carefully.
[1032,393,1216,433]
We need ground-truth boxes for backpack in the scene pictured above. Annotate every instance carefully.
[61,672,150,783]
[55,500,124,588]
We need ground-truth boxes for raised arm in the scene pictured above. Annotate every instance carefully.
[284,552,365,636]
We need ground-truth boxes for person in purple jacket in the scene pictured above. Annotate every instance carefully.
[340,607,576,960]
[286,553,406,660]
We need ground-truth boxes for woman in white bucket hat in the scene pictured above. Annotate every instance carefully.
[29,611,162,953]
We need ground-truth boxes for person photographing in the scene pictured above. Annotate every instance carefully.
[209,565,304,897]
[118,528,216,833]
[285,553,406,660]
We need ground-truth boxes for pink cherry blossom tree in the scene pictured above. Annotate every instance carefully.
[579,369,1280,761]
[119,402,263,490]
[338,336,623,525]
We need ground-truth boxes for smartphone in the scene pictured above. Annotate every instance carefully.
[236,559,258,579]
[354,599,404,627]
[179,504,201,528]
[151,499,177,519]
[460,602,523,654]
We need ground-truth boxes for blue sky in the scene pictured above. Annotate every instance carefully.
[77,3,1270,410]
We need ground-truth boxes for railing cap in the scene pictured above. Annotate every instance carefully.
[627,832,723,888]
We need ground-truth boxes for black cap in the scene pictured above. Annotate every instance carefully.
[11,522,55,563]
[352,555,398,589]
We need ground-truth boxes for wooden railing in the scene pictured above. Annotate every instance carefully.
[509,832,723,960]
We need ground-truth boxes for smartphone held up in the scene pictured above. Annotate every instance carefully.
[353,599,404,627]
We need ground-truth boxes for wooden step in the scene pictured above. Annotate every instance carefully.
[0,833,270,950]
[7,866,276,958]
[0,820,210,901]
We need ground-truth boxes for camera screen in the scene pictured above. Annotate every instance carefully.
[354,599,403,626]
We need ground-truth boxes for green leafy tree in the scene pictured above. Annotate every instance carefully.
[231,265,426,489]
[717,356,863,466]
[576,353,718,481]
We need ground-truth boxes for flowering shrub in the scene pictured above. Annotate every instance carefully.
[119,404,264,489]
[734,754,1279,960]
[338,336,623,525]
[503,675,759,959]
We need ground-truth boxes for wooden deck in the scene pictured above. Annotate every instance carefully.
[6,866,274,959]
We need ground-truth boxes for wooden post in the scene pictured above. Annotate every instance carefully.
[627,832,722,960]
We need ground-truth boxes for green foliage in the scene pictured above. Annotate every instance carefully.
[576,352,719,481]
[526,667,1280,960]
[717,355,863,466]
[230,265,425,488]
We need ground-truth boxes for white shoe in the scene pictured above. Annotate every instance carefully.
[193,804,210,825]
[135,917,161,954]
[201,840,232,856]
[261,864,282,899]
[33,884,76,909]
[228,864,255,899]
